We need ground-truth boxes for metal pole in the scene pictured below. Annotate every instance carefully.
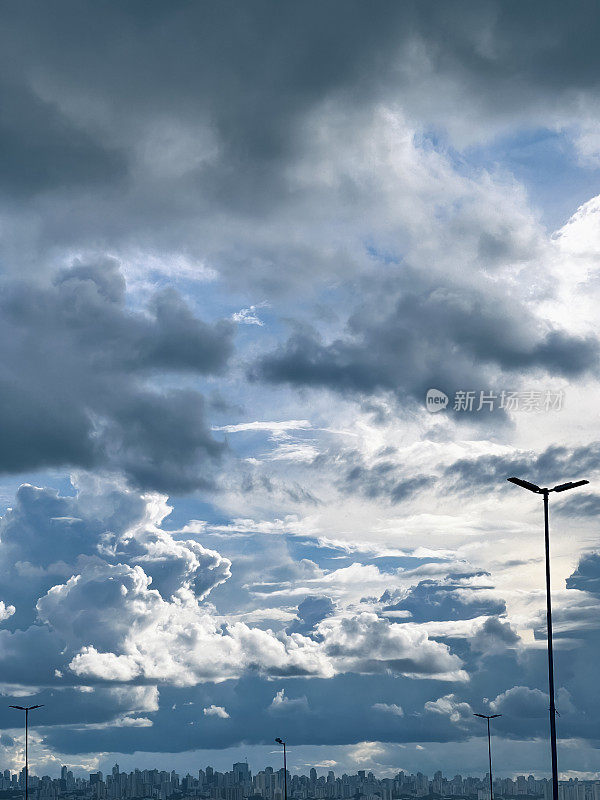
[487,717,493,800]
[283,742,287,800]
[9,704,42,800]
[25,707,28,800]
[543,489,559,800]
[507,476,588,800]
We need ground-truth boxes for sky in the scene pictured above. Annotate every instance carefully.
[3,0,600,782]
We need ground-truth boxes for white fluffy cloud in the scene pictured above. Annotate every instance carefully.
[0,479,466,701]
[0,601,15,622]
[318,612,467,681]
[424,694,473,723]
[489,685,575,718]
[203,705,230,719]
[60,578,459,686]
[269,688,309,714]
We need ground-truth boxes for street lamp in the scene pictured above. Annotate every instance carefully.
[9,704,44,800]
[474,713,501,800]
[275,737,287,800]
[507,476,589,800]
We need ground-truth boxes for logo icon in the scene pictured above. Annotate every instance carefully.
[426,388,449,412]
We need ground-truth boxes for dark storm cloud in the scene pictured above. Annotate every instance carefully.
[566,552,600,595]
[531,554,600,645]
[489,685,550,719]
[0,78,126,197]
[439,444,600,497]
[331,447,434,504]
[0,2,599,286]
[0,686,158,731]
[286,596,335,639]
[38,653,591,755]
[239,469,321,506]
[470,616,520,652]
[556,492,600,517]
[381,576,505,623]
[254,270,598,407]
[0,1,402,191]
[41,675,479,755]
[444,442,600,494]
[0,0,414,278]
[4,0,600,175]
[415,0,600,101]
[0,260,234,490]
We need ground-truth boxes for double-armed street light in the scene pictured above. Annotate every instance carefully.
[9,704,44,800]
[275,738,287,800]
[507,476,589,800]
[474,713,501,800]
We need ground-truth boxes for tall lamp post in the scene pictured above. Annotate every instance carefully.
[507,476,589,800]
[474,713,501,800]
[275,737,287,800]
[9,704,44,800]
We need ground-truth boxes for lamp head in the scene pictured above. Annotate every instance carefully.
[507,477,543,493]
[552,480,589,493]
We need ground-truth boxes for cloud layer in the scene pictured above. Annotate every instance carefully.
[0,261,233,490]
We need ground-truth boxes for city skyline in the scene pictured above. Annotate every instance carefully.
[2,759,597,791]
